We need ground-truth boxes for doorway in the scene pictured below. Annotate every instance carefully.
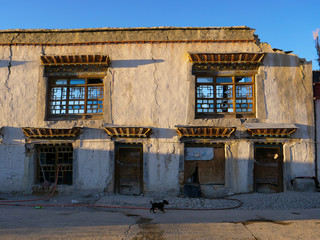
[115,144,143,195]
[183,144,225,197]
[254,144,283,193]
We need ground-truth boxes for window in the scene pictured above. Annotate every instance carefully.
[195,75,254,118]
[47,77,104,119]
[36,144,73,185]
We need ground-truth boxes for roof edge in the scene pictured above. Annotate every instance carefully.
[0,26,253,33]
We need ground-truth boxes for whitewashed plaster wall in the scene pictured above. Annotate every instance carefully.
[146,140,180,193]
[73,128,112,191]
[0,127,27,192]
[225,141,254,193]
[316,100,320,181]
[257,52,315,180]
[0,31,315,193]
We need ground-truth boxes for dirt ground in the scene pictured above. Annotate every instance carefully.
[1,193,320,240]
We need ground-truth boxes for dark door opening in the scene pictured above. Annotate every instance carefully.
[115,144,143,195]
[254,144,283,193]
[183,144,225,197]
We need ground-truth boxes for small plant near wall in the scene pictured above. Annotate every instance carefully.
[314,29,320,69]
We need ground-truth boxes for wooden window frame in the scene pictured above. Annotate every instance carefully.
[35,144,73,185]
[195,75,255,118]
[47,76,104,120]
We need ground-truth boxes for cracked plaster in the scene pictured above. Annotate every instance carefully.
[0,27,315,194]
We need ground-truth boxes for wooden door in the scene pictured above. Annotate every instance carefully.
[115,144,143,195]
[254,144,283,193]
[184,144,225,184]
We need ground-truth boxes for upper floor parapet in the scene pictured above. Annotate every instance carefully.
[0,26,257,45]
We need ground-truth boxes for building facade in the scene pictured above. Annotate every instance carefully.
[313,70,320,186]
[0,27,315,195]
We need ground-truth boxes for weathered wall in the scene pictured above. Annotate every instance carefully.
[0,27,315,194]
[146,140,180,193]
[0,127,27,192]
[315,100,320,181]
[74,129,111,191]
[225,141,254,193]
[0,27,256,44]
[259,52,315,182]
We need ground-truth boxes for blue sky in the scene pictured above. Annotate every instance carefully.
[1,0,319,69]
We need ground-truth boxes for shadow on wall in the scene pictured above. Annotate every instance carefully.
[0,59,164,69]
[292,124,315,140]
[149,128,178,139]
[0,60,33,68]
[78,127,110,141]
[0,127,317,193]
[111,59,164,68]
[263,53,312,67]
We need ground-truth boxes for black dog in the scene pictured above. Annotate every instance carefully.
[150,200,169,213]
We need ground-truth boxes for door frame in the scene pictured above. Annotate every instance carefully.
[253,144,283,192]
[114,143,143,194]
[183,143,225,185]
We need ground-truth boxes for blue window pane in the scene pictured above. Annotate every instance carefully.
[217,77,232,83]
[235,77,252,83]
[55,79,67,85]
[202,104,209,108]
[197,77,213,83]
[70,79,85,85]
[197,85,214,98]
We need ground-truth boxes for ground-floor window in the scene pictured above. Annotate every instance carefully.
[35,144,73,185]
[184,144,225,185]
